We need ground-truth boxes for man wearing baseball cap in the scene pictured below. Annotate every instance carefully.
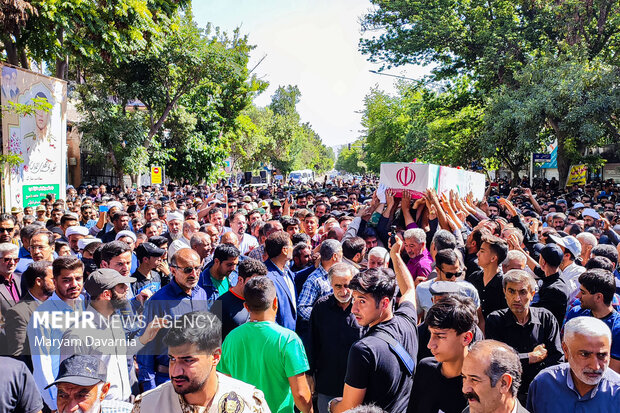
[59,269,160,403]
[531,244,571,326]
[46,355,133,413]
[547,234,585,300]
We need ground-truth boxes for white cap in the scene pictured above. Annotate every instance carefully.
[167,211,184,222]
[78,238,102,250]
[65,226,89,237]
[582,208,601,220]
[115,230,137,242]
[107,201,123,211]
[168,239,190,264]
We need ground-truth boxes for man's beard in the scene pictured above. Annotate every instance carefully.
[42,284,55,297]
[567,350,605,385]
[334,292,352,304]
[170,230,183,240]
[171,374,208,395]
[61,386,102,413]
[110,290,129,310]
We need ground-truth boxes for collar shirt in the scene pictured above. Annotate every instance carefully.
[407,248,433,280]
[309,295,364,397]
[526,362,620,413]
[561,262,586,298]
[297,265,331,321]
[469,268,507,318]
[27,292,83,410]
[136,278,209,391]
[1,273,20,303]
[485,307,563,396]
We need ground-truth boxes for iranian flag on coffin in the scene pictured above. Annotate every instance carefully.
[379,162,486,200]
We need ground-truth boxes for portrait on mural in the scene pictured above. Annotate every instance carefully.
[1,64,66,209]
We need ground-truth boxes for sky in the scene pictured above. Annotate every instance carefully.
[192,0,429,148]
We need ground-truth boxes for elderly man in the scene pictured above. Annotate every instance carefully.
[461,340,528,413]
[403,228,433,283]
[309,263,363,413]
[0,243,22,323]
[190,232,213,268]
[179,219,200,247]
[527,317,620,412]
[163,211,184,243]
[485,270,563,403]
[298,239,343,323]
[502,250,527,273]
[565,269,620,373]
[367,246,389,269]
[47,355,133,413]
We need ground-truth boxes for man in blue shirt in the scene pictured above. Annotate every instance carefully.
[264,231,297,330]
[527,316,620,412]
[137,248,208,391]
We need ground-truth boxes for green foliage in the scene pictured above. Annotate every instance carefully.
[77,10,264,185]
[1,0,189,77]
[335,142,366,174]
[244,85,333,175]
[359,1,620,184]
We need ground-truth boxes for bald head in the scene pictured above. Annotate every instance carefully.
[221,231,239,248]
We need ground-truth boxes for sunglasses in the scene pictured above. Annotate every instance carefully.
[172,265,201,274]
[2,257,19,263]
[0,227,15,233]
[443,270,463,279]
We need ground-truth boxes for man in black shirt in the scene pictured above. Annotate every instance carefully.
[469,235,509,321]
[531,244,570,326]
[214,258,266,338]
[131,242,165,297]
[407,295,476,413]
[330,237,418,413]
[485,269,562,404]
[309,262,364,413]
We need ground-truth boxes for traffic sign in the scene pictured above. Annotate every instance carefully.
[533,153,551,162]
[151,166,163,184]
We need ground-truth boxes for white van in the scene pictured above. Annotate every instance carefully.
[289,169,314,184]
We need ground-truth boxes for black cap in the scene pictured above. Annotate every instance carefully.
[540,244,564,267]
[135,242,165,261]
[45,355,107,389]
[84,269,136,297]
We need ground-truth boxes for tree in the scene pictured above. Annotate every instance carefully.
[3,0,189,79]
[483,54,620,183]
[335,142,366,174]
[360,1,620,185]
[78,11,265,186]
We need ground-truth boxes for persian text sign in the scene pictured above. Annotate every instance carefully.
[566,164,587,187]
[379,163,486,200]
[1,64,67,209]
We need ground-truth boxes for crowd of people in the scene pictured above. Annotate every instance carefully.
[0,175,619,413]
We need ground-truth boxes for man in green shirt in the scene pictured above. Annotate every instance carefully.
[218,276,313,413]
[199,243,240,305]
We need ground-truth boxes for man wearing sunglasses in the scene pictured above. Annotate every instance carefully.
[137,248,209,392]
[0,213,16,244]
[415,249,481,323]
[0,243,22,354]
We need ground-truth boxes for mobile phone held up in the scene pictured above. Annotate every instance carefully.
[390,225,397,247]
